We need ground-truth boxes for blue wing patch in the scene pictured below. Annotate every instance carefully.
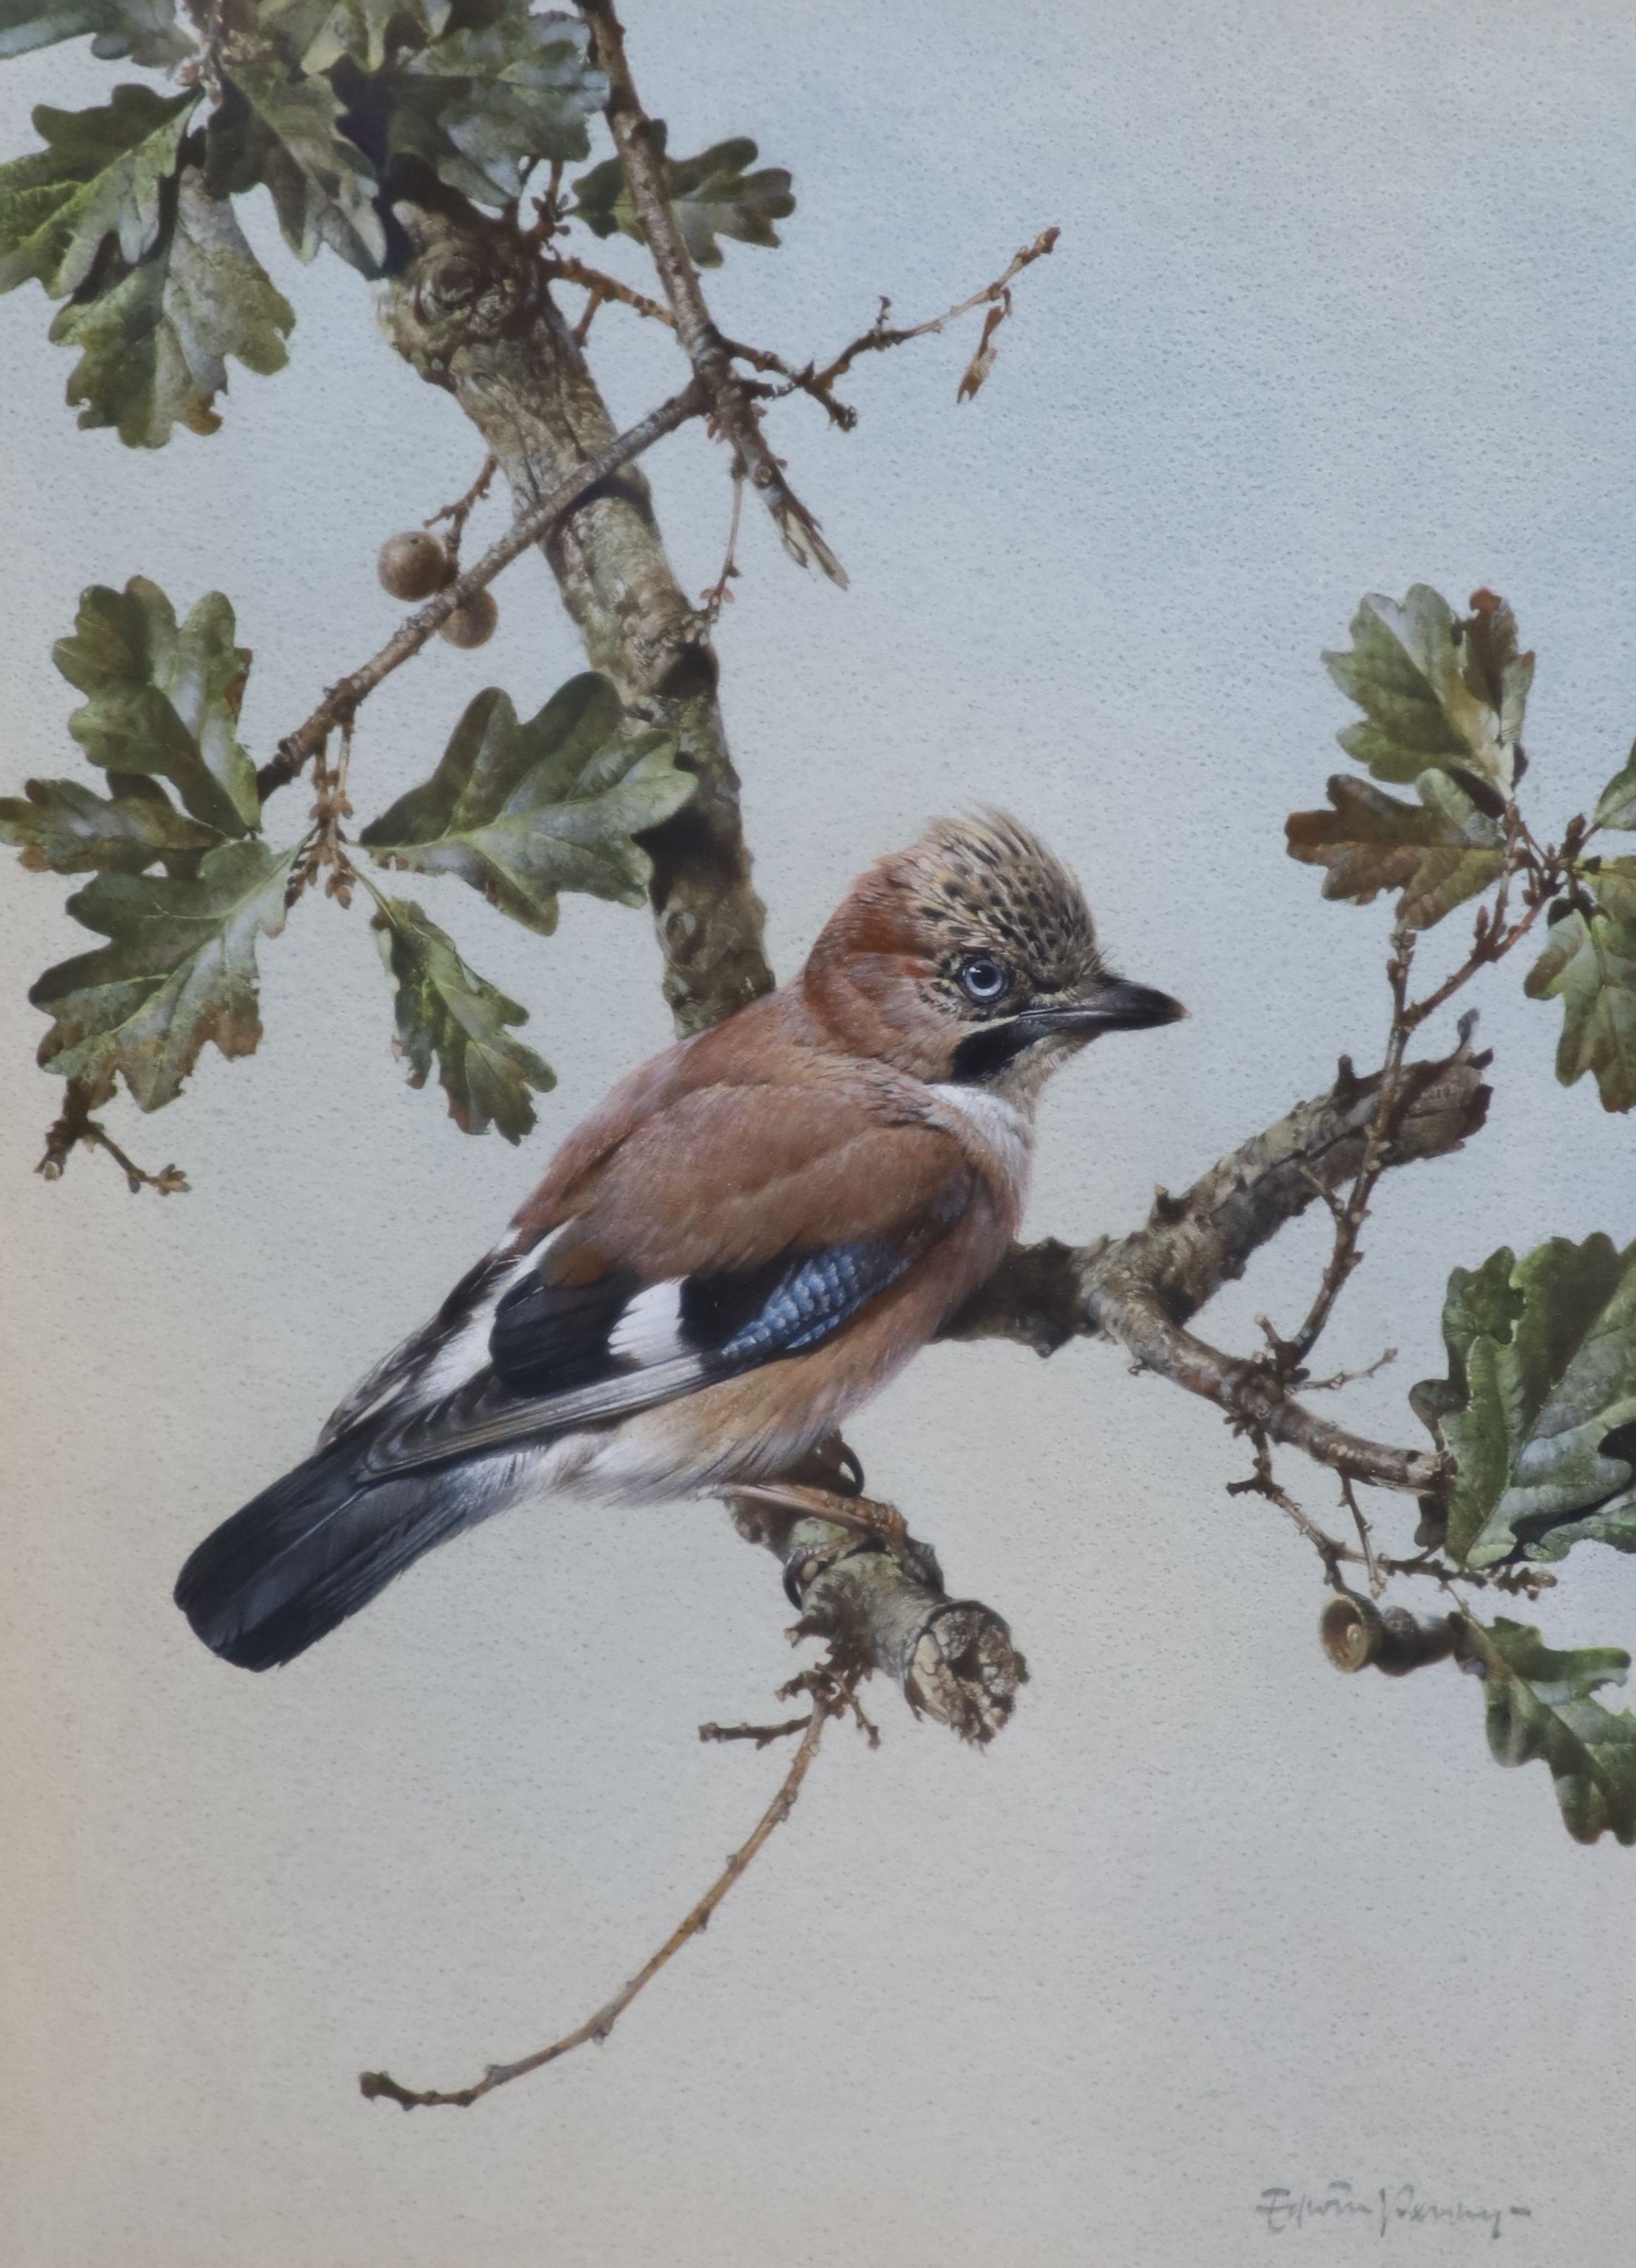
[713,1240,911,1360]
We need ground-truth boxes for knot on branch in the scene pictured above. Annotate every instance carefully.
[384,205,543,371]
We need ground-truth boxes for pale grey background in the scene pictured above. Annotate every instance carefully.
[4,2,1636,2262]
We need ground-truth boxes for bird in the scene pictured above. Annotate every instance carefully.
[175,812,1184,1671]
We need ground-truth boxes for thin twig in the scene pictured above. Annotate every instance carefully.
[543,253,673,330]
[1397,799,1577,1034]
[577,0,847,584]
[36,1076,187,1194]
[699,471,745,626]
[1376,1550,1556,1598]
[698,1715,811,1748]
[571,279,605,343]
[725,229,1059,432]
[1264,807,1557,1384]
[255,381,704,803]
[1403,899,1547,1030]
[1340,1475,1383,1595]
[1227,1435,1352,1586]
[1304,1346,1397,1393]
[424,454,498,558]
[1269,926,1417,1378]
[360,1689,841,2110]
[814,230,1059,400]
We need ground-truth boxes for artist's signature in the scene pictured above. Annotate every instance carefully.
[1255,2184,1534,2241]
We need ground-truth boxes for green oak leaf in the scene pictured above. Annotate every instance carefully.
[0,775,222,875]
[48,166,294,445]
[1461,1617,1636,1846]
[203,62,385,275]
[1594,743,1636,831]
[0,0,191,66]
[369,892,553,1139]
[257,0,450,73]
[29,838,296,1109]
[0,84,196,299]
[359,673,694,935]
[1588,857,1636,924]
[572,126,795,267]
[53,577,262,837]
[1324,585,1530,796]
[1525,875,1636,1113]
[1412,1235,1636,1566]
[1409,1248,1524,1444]
[386,4,605,204]
[1285,769,1505,929]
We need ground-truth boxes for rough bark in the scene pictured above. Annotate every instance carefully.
[947,1027,1491,1492]
[728,1497,1025,1746]
[377,198,772,1035]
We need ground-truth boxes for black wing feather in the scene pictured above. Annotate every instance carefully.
[177,1232,930,1668]
[367,1236,918,1479]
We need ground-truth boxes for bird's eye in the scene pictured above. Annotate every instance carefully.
[957,954,1010,1005]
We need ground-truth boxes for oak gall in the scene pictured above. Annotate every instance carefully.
[437,587,499,649]
[377,530,453,600]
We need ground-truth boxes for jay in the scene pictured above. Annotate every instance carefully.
[176,813,1182,1670]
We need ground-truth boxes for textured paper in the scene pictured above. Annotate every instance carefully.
[4,3,1635,2261]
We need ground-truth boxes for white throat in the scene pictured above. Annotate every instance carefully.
[927,1082,1035,1205]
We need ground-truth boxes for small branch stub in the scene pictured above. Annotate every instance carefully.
[728,1468,1028,1746]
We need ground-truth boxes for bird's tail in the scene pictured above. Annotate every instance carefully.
[174,1435,502,1671]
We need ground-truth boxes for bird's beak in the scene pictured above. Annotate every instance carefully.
[1021,975,1187,1039]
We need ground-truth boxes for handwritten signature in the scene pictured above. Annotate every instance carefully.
[1255,2184,1534,2241]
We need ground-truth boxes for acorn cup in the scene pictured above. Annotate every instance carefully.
[377,530,454,600]
[1319,1593,1458,1677]
[437,587,499,649]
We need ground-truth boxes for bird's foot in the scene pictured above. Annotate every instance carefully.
[733,1481,940,1588]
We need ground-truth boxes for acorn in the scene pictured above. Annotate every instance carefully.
[1319,1593,1458,1677]
[437,587,499,649]
[377,530,453,600]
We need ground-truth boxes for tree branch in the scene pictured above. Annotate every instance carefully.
[577,0,847,585]
[255,380,704,801]
[378,201,774,1034]
[948,1027,1492,1494]
[728,1481,1028,1746]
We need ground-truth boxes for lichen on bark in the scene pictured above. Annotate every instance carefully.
[377,196,773,1037]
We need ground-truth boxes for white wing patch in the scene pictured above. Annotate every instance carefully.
[608,1279,688,1367]
[411,1251,540,1405]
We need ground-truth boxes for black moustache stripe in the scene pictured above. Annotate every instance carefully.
[949,1019,1039,1082]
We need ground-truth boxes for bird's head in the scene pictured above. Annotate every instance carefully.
[802,811,1184,1095]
